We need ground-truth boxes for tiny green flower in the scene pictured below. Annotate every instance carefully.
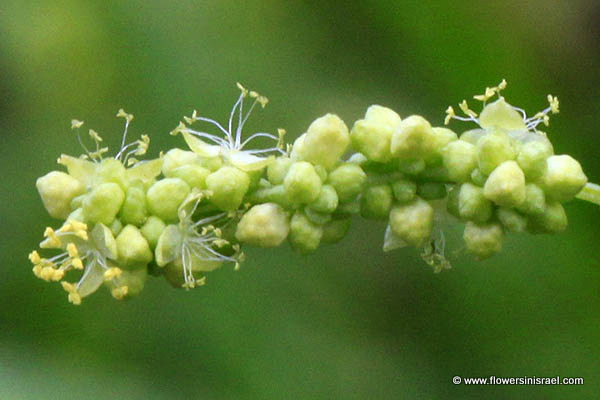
[36,171,84,219]
[463,221,504,260]
[235,203,290,247]
[299,114,350,170]
[146,178,191,221]
[283,161,323,204]
[483,160,526,207]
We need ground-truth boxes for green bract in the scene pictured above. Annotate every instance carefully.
[30,81,600,305]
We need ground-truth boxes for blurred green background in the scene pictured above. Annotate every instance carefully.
[1,0,599,398]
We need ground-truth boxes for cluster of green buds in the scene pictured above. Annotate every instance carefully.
[31,81,599,304]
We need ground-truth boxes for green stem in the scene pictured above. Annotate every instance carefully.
[576,183,600,206]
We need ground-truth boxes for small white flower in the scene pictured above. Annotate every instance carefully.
[172,83,285,171]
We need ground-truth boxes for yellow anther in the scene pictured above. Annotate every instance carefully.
[213,238,229,248]
[103,267,122,281]
[43,227,62,247]
[236,82,248,97]
[32,264,43,278]
[71,119,84,129]
[547,95,559,114]
[543,115,550,126]
[249,90,259,98]
[61,281,77,293]
[111,286,129,300]
[497,79,507,90]
[40,267,55,281]
[257,96,269,108]
[72,257,84,270]
[68,219,87,231]
[116,108,134,122]
[67,243,79,258]
[444,106,455,125]
[29,250,41,265]
[127,158,138,166]
[474,87,497,102]
[89,129,103,142]
[135,135,150,156]
[68,292,82,305]
[51,269,65,281]
[170,121,186,136]
[459,100,478,118]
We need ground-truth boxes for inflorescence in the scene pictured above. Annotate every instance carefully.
[31,81,599,304]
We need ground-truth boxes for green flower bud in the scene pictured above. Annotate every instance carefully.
[328,163,367,202]
[459,183,493,223]
[289,210,323,253]
[235,203,290,247]
[417,182,447,200]
[365,104,402,126]
[515,184,546,215]
[350,105,401,162]
[463,221,504,260]
[470,168,487,186]
[36,171,85,219]
[459,129,485,145]
[309,184,339,214]
[321,218,351,244]
[496,207,527,233]
[140,216,166,249]
[360,184,393,220]
[155,224,182,267]
[477,130,517,175]
[516,137,553,180]
[301,114,350,170]
[82,182,125,225]
[96,158,129,190]
[391,179,417,203]
[120,186,147,226]
[541,155,587,202]
[116,225,153,269]
[290,133,307,161]
[479,98,527,131]
[390,115,435,159]
[147,178,191,221]
[426,127,458,164]
[205,167,250,211]
[528,202,567,234]
[284,161,322,204]
[267,156,293,185]
[441,140,478,182]
[162,148,201,175]
[165,164,211,189]
[483,161,526,207]
[389,197,434,247]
